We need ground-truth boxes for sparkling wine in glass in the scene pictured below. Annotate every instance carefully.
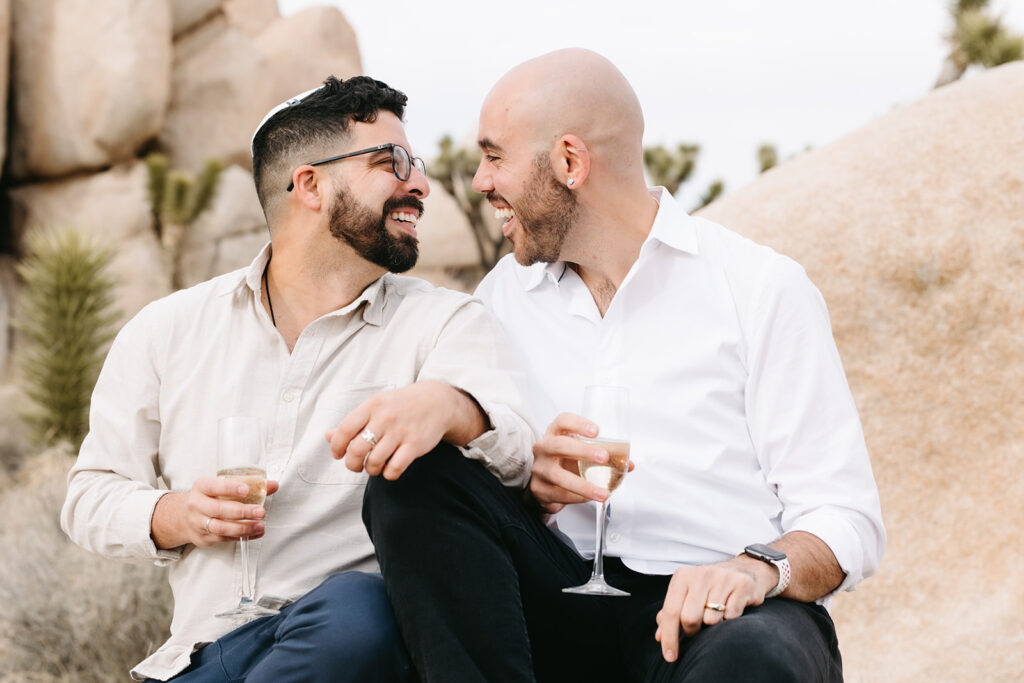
[214,416,279,619]
[563,385,632,597]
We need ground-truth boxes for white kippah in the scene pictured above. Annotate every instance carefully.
[250,85,325,157]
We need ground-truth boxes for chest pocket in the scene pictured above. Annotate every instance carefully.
[296,384,394,485]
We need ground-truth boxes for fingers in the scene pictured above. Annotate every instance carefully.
[189,477,267,546]
[655,564,757,661]
[330,401,373,461]
[656,570,689,662]
[545,412,598,438]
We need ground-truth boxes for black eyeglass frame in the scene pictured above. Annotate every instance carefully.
[286,143,425,191]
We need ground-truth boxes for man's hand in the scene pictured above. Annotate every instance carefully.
[325,381,487,481]
[654,555,777,662]
[528,412,635,514]
[151,478,279,550]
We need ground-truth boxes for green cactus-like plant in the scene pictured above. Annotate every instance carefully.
[143,154,225,289]
[936,0,1023,87]
[643,143,700,196]
[15,228,118,449]
[757,143,779,173]
[429,135,508,269]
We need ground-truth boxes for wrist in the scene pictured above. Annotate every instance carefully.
[443,385,489,445]
[742,543,791,598]
[151,491,189,549]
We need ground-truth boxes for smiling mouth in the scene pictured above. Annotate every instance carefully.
[388,210,420,235]
[494,207,516,236]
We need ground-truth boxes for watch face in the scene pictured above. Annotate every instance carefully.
[745,543,786,562]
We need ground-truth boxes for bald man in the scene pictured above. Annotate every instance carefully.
[363,50,885,682]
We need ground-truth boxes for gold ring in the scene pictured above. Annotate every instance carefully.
[705,602,726,612]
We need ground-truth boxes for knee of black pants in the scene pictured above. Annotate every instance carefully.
[362,441,474,541]
[681,602,839,683]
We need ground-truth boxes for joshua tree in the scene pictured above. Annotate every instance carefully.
[429,135,509,270]
[15,228,118,449]
[643,143,700,196]
[694,180,725,212]
[935,0,1023,87]
[144,153,224,290]
[757,143,779,173]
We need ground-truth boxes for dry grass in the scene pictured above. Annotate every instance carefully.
[0,446,172,682]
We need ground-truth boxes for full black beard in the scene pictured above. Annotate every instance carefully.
[329,192,423,273]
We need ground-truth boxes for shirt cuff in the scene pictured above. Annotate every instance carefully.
[456,398,533,488]
[790,511,865,597]
[127,489,184,566]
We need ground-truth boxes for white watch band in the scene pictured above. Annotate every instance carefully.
[764,556,792,598]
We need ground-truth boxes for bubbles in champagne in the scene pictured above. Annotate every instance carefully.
[217,466,267,505]
[577,438,630,493]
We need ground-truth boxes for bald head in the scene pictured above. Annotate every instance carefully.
[480,49,645,179]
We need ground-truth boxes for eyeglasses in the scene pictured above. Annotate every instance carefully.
[286,143,426,191]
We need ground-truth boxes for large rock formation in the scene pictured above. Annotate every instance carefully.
[159,5,362,171]
[0,0,10,182]
[8,163,172,326]
[7,0,172,179]
[698,62,1024,682]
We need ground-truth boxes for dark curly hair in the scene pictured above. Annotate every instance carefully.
[251,75,408,220]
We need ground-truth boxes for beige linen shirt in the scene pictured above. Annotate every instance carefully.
[61,244,535,681]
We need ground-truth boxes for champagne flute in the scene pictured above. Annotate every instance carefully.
[214,416,279,619]
[563,385,632,597]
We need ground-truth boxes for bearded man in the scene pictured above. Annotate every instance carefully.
[61,76,534,682]
[363,51,885,682]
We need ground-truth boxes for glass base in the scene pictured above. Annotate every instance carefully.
[215,597,280,620]
[562,577,631,597]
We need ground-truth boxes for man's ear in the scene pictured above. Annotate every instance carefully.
[291,166,325,211]
[556,135,589,189]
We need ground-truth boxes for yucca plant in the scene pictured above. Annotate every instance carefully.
[144,153,224,290]
[15,228,118,449]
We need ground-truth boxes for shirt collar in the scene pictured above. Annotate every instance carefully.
[217,241,388,326]
[519,187,699,292]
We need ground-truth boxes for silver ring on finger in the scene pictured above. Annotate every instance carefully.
[204,517,213,534]
[360,428,378,448]
[705,602,726,613]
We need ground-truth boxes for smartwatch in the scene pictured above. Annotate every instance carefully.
[743,543,791,598]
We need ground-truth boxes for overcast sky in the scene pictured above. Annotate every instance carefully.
[277,0,1023,207]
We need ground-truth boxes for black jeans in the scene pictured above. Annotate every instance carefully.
[363,445,842,683]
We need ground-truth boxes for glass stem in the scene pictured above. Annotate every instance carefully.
[591,499,609,582]
[239,537,253,602]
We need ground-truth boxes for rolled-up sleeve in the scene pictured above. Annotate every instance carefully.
[417,298,537,488]
[60,305,181,564]
[744,257,886,597]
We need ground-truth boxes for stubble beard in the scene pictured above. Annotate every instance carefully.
[506,153,579,266]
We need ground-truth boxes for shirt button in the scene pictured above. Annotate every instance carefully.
[282,391,295,403]
[609,532,622,543]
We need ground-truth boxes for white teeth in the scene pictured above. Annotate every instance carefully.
[494,207,515,221]
[389,211,419,226]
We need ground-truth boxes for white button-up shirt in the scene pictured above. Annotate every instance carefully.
[61,244,535,681]
[475,188,885,600]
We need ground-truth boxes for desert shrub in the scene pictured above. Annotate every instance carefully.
[15,228,117,450]
[0,446,172,682]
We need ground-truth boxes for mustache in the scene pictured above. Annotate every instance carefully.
[486,191,508,206]
[382,196,425,215]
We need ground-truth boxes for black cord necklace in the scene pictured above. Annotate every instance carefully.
[263,261,276,327]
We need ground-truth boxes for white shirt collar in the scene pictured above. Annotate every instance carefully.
[218,241,388,326]
[519,187,699,292]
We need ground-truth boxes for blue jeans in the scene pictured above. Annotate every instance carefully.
[168,572,415,682]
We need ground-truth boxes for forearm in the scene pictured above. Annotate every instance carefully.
[151,491,190,550]
[442,385,490,447]
[774,530,844,601]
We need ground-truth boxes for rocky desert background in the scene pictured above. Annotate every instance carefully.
[0,1,1021,681]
